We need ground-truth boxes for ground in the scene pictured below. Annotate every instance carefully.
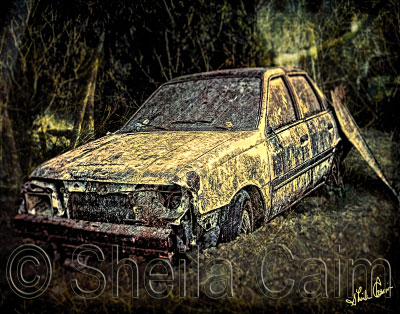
[0,129,399,313]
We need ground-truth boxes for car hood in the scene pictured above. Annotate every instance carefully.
[30,131,248,184]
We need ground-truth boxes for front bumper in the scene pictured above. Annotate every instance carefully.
[13,214,174,259]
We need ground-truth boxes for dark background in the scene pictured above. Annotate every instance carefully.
[1,0,399,191]
[0,0,399,313]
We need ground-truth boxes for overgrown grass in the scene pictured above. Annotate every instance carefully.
[0,129,398,313]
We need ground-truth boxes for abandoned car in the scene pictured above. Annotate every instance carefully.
[13,67,397,259]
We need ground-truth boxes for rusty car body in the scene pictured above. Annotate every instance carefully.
[13,67,397,259]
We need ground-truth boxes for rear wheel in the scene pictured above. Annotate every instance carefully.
[220,190,254,242]
[327,152,345,187]
[324,152,345,199]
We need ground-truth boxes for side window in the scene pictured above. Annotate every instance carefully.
[289,75,321,117]
[267,77,297,130]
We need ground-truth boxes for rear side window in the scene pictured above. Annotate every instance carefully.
[289,75,321,117]
[267,77,297,130]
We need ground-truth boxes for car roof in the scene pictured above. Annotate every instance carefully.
[168,66,304,83]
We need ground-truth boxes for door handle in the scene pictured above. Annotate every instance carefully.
[300,134,308,143]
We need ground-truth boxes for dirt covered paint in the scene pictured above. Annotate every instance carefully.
[30,132,241,185]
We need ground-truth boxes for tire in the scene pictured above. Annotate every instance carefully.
[220,190,254,243]
[323,152,345,200]
[327,153,344,188]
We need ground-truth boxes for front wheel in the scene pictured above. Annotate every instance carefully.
[220,190,254,243]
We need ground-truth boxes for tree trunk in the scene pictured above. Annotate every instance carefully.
[0,0,32,190]
[1,105,22,186]
[73,31,104,148]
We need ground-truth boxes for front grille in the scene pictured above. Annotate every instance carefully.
[68,193,134,224]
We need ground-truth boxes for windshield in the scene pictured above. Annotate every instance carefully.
[119,77,262,132]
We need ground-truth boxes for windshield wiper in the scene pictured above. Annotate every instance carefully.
[170,119,213,124]
[170,119,233,130]
[212,125,231,130]
[134,122,169,131]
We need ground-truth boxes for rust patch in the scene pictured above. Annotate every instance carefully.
[13,214,173,258]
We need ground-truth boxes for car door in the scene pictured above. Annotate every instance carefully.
[266,76,313,217]
[288,74,339,185]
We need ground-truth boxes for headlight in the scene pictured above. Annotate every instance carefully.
[21,180,63,217]
[130,185,183,224]
[156,185,183,210]
[24,192,52,216]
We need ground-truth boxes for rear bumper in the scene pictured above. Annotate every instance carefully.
[13,214,174,258]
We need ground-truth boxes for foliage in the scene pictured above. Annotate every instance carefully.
[1,0,399,188]
[0,129,398,313]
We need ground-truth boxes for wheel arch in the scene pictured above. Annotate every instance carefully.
[241,184,268,227]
